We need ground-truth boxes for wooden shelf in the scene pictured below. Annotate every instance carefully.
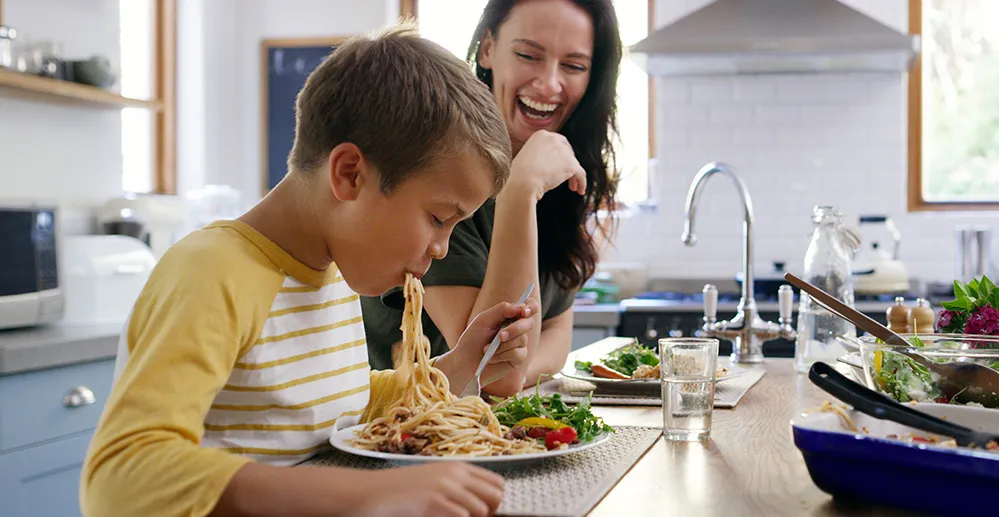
[0,68,162,110]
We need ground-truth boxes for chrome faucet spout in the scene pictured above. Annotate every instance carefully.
[682,161,756,305]
[681,161,794,363]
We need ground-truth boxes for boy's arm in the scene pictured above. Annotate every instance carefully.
[81,270,261,517]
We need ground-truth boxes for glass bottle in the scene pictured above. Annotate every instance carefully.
[794,206,857,373]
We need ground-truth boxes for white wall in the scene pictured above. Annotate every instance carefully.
[0,0,124,233]
[179,0,403,200]
[182,0,999,285]
[600,0,999,284]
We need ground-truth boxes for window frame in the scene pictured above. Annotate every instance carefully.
[907,0,997,212]
[0,0,176,194]
[153,0,178,195]
[400,0,657,181]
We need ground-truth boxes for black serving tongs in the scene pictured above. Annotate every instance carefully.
[809,362,999,450]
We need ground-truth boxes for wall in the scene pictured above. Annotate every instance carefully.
[179,0,403,201]
[0,0,124,233]
[181,0,999,285]
[600,0,999,285]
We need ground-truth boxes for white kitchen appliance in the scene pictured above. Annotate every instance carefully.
[98,194,190,259]
[852,215,910,294]
[629,0,920,76]
[57,235,156,326]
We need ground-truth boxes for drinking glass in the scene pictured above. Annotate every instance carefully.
[659,338,719,441]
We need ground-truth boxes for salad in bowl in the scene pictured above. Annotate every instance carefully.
[858,333,999,407]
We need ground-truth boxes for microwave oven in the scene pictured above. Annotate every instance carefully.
[0,204,63,329]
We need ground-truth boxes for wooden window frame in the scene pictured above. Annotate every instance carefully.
[907,0,996,211]
[400,0,656,162]
[154,0,177,194]
[0,0,176,194]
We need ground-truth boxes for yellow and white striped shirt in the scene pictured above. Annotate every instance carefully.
[83,220,404,517]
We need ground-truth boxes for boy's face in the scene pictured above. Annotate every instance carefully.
[331,149,495,297]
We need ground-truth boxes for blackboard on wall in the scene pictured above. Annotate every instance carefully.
[260,38,347,192]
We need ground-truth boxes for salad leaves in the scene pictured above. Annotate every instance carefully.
[874,349,942,403]
[574,340,658,377]
[491,391,614,443]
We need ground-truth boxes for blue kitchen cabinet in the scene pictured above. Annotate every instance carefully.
[0,358,115,517]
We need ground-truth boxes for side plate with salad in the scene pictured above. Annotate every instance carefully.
[562,336,748,386]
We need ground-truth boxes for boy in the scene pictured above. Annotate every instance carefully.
[81,23,535,517]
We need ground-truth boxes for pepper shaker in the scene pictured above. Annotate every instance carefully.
[909,298,935,334]
[886,297,911,333]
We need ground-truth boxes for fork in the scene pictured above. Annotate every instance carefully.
[458,283,535,399]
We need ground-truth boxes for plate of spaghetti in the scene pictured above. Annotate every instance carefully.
[330,274,613,465]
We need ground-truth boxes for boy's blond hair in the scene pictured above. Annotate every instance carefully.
[288,22,511,193]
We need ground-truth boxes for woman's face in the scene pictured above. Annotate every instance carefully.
[478,0,594,152]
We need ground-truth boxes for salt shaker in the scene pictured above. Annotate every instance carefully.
[886,297,911,333]
[909,298,935,334]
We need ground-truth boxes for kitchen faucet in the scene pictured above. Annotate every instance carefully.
[681,161,796,363]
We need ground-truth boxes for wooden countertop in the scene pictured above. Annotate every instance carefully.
[585,359,920,517]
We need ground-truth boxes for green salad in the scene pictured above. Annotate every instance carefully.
[491,391,614,444]
[574,340,658,378]
[872,335,999,405]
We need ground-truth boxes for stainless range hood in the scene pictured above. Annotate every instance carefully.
[630,0,920,76]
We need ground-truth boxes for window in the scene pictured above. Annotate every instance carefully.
[405,0,654,208]
[910,0,999,210]
[118,0,175,194]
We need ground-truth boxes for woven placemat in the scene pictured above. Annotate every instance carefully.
[524,368,766,408]
[304,425,661,517]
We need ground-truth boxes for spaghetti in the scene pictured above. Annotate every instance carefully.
[352,274,545,456]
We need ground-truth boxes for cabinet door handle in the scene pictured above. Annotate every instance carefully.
[63,386,96,408]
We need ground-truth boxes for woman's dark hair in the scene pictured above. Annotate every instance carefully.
[467,0,622,290]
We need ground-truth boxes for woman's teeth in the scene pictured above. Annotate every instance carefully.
[518,95,557,119]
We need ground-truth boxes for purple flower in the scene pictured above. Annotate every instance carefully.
[963,306,999,348]
[964,306,999,335]
[936,309,956,333]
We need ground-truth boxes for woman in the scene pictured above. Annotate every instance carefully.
[362,0,622,396]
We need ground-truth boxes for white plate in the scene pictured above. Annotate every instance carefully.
[330,423,612,466]
[562,336,749,387]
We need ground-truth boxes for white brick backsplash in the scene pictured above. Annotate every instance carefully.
[666,105,711,125]
[754,105,801,124]
[733,128,775,147]
[657,79,690,105]
[603,1,999,285]
[734,79,777,103]
[690,78,734,104]
[709,105,755,125]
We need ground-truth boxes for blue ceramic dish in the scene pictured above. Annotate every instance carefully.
[791,402,999,516]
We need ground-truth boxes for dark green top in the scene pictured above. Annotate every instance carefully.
[360,199,576,370]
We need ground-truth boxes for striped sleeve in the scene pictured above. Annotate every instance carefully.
[80,235,281,517]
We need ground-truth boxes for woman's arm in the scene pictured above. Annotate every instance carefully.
[422,131,586,396]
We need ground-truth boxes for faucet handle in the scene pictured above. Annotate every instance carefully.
[703,284,718,323]
[778,284,794,322]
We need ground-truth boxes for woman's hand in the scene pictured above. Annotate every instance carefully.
[506,130,586,200]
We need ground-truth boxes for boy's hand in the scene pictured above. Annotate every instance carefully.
[435,299,539,395]
[506,130,586,200]
[355,463,503,517]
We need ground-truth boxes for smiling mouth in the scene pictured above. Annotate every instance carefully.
[517,95,558,121]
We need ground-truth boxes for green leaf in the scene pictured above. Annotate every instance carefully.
[954,280,972,300]
[942,299,973,311]
[980,275,996,293]
[968,278,981,298]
